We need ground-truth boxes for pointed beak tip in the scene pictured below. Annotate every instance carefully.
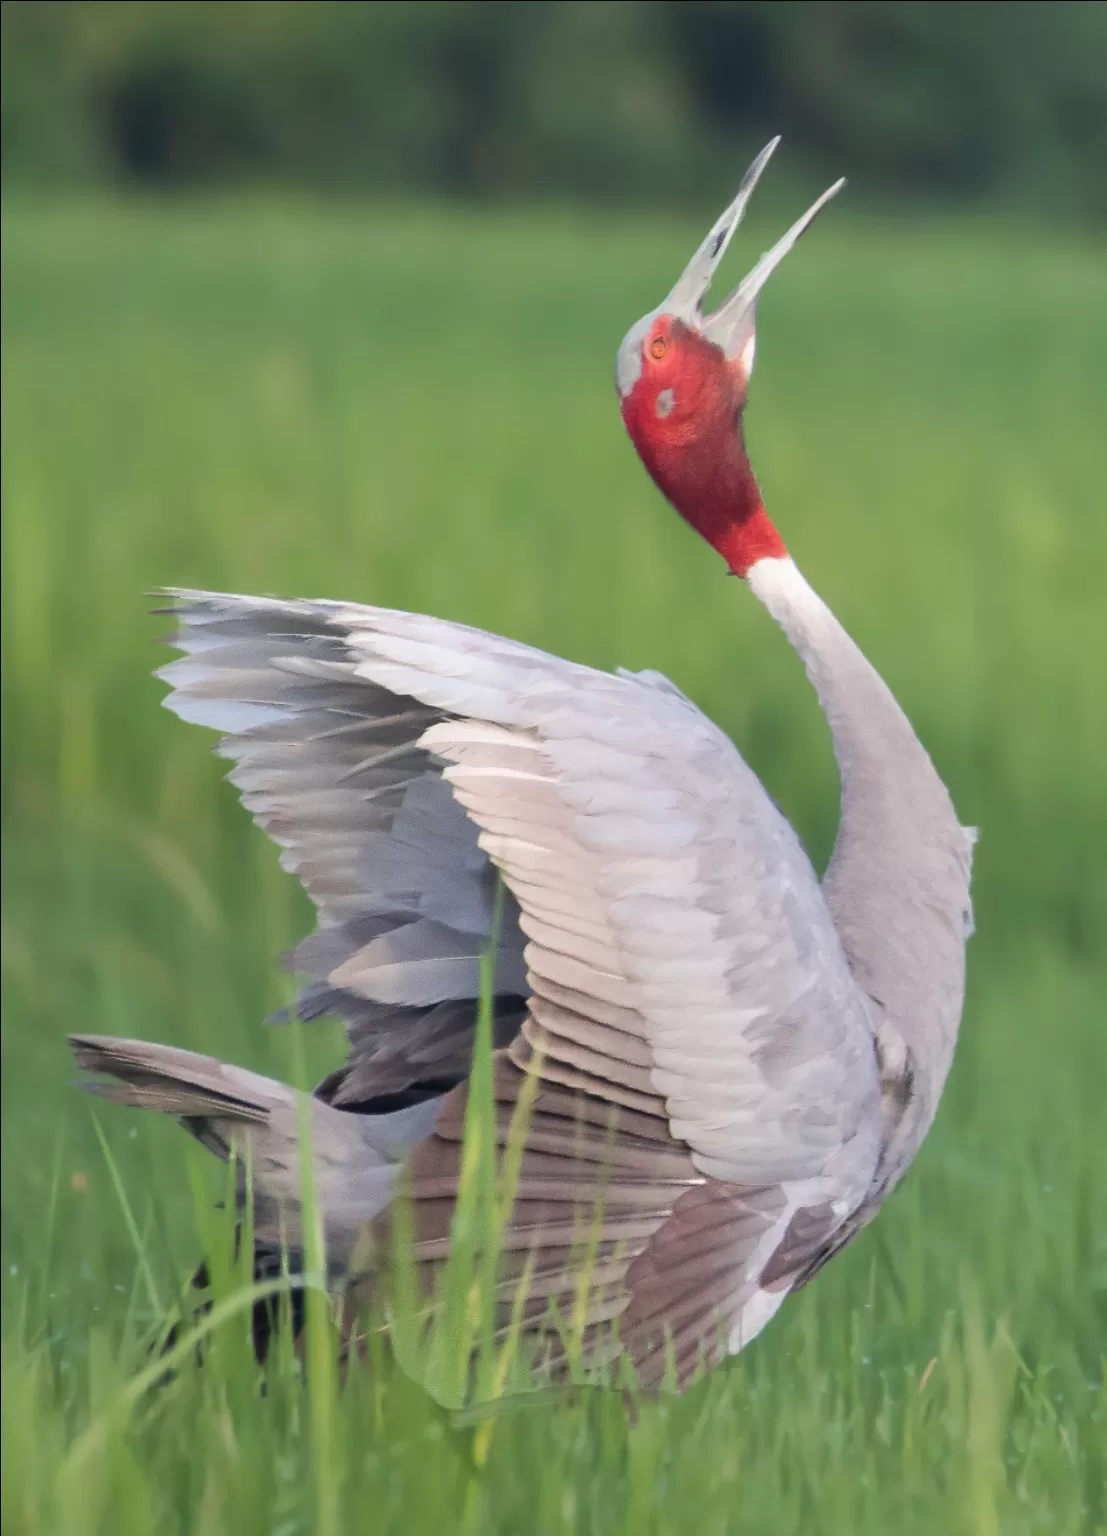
[663,147,845,335]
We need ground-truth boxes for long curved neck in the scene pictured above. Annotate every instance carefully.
[746,555,974,1112]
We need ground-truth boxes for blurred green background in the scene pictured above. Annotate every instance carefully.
[2,5,1105,1533]
[4,0,1107,213]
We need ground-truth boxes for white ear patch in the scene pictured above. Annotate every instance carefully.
[656,388,675,418]
[615,311,656,397]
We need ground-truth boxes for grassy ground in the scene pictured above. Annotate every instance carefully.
[2,193,1104,1534]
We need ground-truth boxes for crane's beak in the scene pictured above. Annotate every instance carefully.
[666,139,845,369]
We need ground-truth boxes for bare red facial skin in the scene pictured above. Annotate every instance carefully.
[620,316,786,577]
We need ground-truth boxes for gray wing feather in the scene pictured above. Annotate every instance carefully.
[354,1057,841,1389]
[156,591,528,1099]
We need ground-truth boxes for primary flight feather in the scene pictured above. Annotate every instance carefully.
[72,140,975,1391]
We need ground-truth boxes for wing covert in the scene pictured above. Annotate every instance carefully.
[331,602,883,1193]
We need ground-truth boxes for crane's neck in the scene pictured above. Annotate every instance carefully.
[624,370,972,1124]
[745,554,974,1121]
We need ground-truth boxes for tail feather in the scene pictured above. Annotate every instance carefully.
[71,1035,287,1124]
[68,1034,420,1267]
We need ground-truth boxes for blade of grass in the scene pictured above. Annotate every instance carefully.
[89,1112,162,1318]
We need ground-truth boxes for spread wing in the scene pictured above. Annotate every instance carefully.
[332,598,883,1188]
[161,589,884,1384]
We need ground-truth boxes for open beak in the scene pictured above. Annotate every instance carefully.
[666,139,846,363]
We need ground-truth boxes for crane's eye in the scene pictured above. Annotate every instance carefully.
[649,336,668,361]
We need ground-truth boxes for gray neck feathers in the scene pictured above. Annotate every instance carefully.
[747,557,974,1136]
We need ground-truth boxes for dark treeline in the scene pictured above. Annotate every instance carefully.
[3,1,1105,213]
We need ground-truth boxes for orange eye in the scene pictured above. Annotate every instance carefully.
[649,336,668,361]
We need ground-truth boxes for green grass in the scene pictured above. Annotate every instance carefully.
[2,192,1104,1534]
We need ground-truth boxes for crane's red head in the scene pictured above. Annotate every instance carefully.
[617,141,844,577]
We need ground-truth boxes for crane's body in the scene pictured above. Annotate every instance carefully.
[73,142,975,1391]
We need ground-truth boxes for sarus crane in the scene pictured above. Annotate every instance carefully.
[72,141,976,1393]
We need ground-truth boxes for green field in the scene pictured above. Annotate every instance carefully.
[2,194,1104,1533]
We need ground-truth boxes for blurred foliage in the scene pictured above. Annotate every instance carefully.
[3,0,1106,213]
